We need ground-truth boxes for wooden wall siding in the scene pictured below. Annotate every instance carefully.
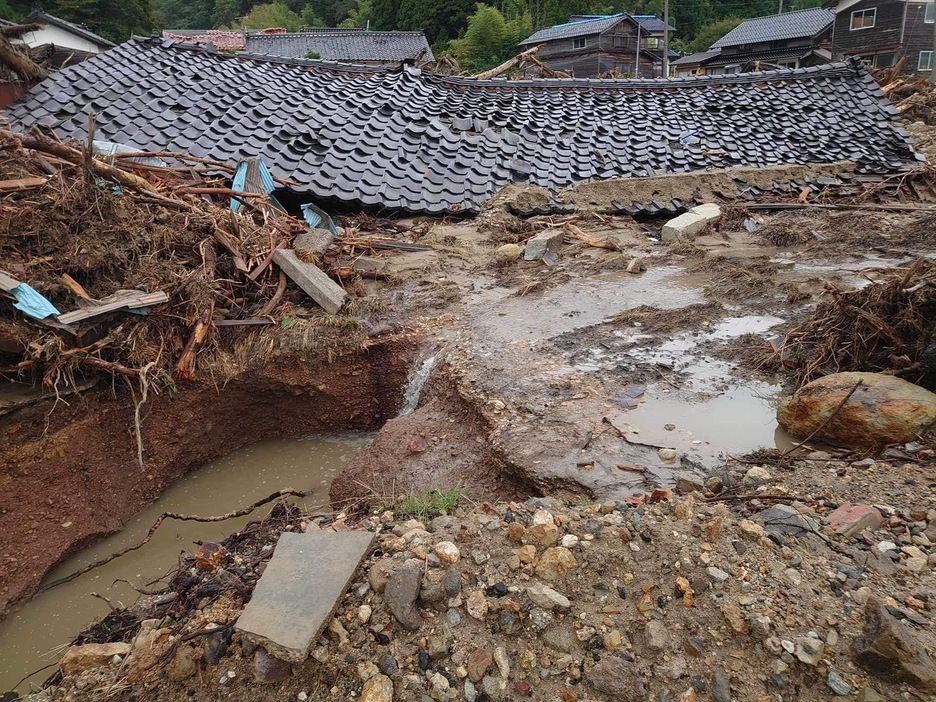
[540,51,659,77]
[902,2,935,70]
[833,0,905,53]
[538,33,604,59]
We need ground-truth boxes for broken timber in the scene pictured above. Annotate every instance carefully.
[272,248,348,315]
[235,530,374,662]
[57,290,169,324]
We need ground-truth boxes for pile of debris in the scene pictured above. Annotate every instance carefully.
[0,127,412,396]
[773,258,936,390]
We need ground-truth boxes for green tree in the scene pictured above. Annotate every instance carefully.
[450,3,507,71]
[241,1,303,29]
[688,16,740,51]
[301,5,326,26]
[338,0,373,27]
[52,0,153,41]
[397,0,438,37]
[213,0,242,26]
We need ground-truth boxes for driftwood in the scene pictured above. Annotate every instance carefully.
[0,32,47,82]
[475,44,545,79]
[174,306,214,381]
[33,490,328,596]
[564,222,621,251]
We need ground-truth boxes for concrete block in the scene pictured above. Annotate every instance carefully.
[272,248,348,315]
[661,203,722,243]
[294,228,333,256]
[523,229,564,261]
[352,255,389,273]
[235,530,374,663]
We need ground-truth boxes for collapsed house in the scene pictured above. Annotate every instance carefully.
[4,36,919,215]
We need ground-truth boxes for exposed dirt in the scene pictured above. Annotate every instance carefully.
[0,332,418,618]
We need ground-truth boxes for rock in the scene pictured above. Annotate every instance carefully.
[658,448,678,462]
[604,630,624,651]
[560,534,580,548]
[378,655,399,676]
[166,643,201,682]
[466,590,489,620]
[706,566,730,585]
[721,605,749,635]
[494,243,522,264]
[585,657,646,700]
[433,541,460,564]
[507,522,526,542]
[429,515,454,532]
[254,648,291,683]
[516,544,537,563]
[60,642,131,675]
[360,673,394,702]
[443,565,462,597]
[358,604,373,624]
[739,520,764,539]
[777,372,936,448]
[542,625,580,654]
[481,675,507,698]
[523,230,563,261]
[528,511,560,546]
[526,581,571,610]
[427,628,454,660]
[493,647,510,678]
[384,560,423,631]
[464,680,477,702]
[294,228,333,256]
[712,668,731,702]
[466,648,493,683]
[369,559,396,594]
[661,203,722,243]
[828,503,883,538]
[853,597,936,690]
[645,620,667,651]
[742,466,771,486]
[761,504,813,536]
[535,547,577,581]
[795,637,824,665]
[748,615,771,640]
[128,625,174,678]
[827,668,851,696]
[856,688,884,702]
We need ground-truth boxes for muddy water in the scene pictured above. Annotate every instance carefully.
[0,434,372,694]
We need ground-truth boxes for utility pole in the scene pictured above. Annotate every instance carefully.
[663,0,670,77]
[635,20,641,76]
[932,7,936,82]
[778,0,783,15]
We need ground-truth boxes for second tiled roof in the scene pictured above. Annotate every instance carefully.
[711,8,835,48]
[246,30,433,62]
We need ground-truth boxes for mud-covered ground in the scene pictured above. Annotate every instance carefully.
[3,162,936,701]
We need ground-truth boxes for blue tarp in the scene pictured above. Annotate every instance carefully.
[11,283,59,319]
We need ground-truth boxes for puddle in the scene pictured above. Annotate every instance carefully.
[577,314,795,460]
[471,267,704,345]
[0,433,372,694]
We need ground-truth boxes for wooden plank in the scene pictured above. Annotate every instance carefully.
[213,318,274,327]
[0,176,47,192]
[0,268,20,293]
[57,290,168,324]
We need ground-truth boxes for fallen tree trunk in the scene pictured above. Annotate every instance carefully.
[174,306,214,381]
[475,45,544,80]
[0,33,47,82]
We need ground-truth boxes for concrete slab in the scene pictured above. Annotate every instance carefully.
[235,530,374,662]
[661,203,722,243]
[272,248,348,315]
[294,228,333,256]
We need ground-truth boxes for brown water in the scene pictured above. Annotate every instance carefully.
[0,433,373,694]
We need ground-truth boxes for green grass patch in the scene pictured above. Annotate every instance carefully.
[390,485,463,521]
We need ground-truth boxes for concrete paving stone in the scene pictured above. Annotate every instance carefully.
[235,530,374,663]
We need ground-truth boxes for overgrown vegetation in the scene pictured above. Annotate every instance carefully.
[389,485,464,521]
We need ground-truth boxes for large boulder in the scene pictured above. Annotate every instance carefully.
[777,372,936,448]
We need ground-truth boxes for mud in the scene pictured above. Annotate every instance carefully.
[0,333,418,618]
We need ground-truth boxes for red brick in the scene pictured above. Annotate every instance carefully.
[828,503,883,538]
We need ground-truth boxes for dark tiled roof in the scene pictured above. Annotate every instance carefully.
[246,30,433,63]
[631,15,674,34]
[711,8,834,48]
[23,11,115,48]
[5,38,915,214]
[673,49,722,66]
[519,14,628,45]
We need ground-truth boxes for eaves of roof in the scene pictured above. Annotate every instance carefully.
[6,38,916,215]
[711,8,834,48]
[519,14,629,45]
[22,11,115,48]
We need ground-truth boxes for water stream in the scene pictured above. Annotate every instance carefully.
[0,433,373,694]
[399,350,443,416]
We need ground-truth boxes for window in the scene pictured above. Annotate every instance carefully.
[873,52,895,67]
[850,8,877,29]
[645,36,659,48]
[920,50,933,70]
[926,2,935,22]
[777,60,797,68]
[573,37,587,49]
[708,66,725,74]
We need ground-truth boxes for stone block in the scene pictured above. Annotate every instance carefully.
[294,228,333,256]
[60,642,131,675]
[661,203,722,242]
[272,248,348,315]
[235,530,374,663]
[523,229,564,261]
